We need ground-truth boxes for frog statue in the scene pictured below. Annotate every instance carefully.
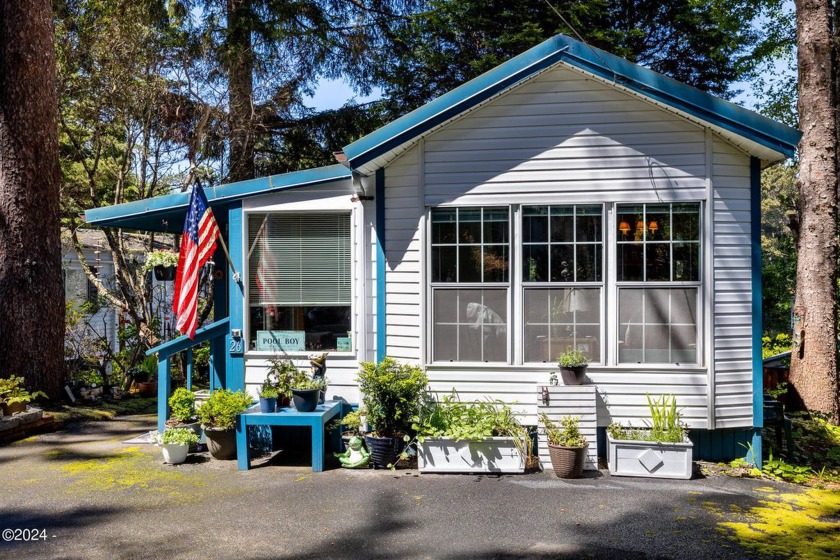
[334,435,370,469]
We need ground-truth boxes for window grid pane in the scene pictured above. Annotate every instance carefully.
[432,288,508,362]
[522,205,603,283]
[523,288,601,363]
[618,288,698,364]
[430,207,509,283]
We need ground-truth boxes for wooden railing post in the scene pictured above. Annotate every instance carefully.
[157,357,170,433]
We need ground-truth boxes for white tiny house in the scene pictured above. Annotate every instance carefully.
[85,34,799,462]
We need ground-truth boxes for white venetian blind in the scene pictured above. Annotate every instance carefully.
[248,213,351,306]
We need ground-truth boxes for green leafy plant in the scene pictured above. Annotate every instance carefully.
[197,389,253,430]
[558,348,589,368]
[265,356,299,398]
[142,250,178,272]
[356,357,427,437]
[540,413,587,448]
[168,388,196,423]
[766,381,789,400]
[607,394,687,443]
[762,333,792,359]
[259,384,279,399]
[153,427,200,446]
[292,374,327,391]
[0,376,47,407]
[340,410,363,432]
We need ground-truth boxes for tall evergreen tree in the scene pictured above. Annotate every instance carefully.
[789,0,839,422]
[0,0,64,398]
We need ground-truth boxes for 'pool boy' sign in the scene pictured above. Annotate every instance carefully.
[256,330,305,352]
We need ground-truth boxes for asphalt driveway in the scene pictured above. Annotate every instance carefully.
[0,415,806,559]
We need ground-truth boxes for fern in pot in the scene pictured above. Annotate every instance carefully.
[540,413,588,478]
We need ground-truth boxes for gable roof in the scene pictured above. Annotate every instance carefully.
[85,33,799,232]
[342,34,800,175]
[84,164,351,232]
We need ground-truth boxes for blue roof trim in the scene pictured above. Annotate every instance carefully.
[84,164,351,230]
[344,39,568,168]
[343,34,800,169]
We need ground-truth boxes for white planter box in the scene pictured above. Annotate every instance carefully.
[417,437,526,474]
[607,434,693,479]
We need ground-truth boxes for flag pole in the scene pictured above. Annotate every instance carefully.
[215,230,240,283]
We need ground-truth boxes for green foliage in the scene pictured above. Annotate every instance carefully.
[258,384,279,399]
[356,357,428,437]
[762,454,814,483]
[414,392,527,443]
[168,388,196,423]
[192,344,210,368]
[292,374,327,391]
[766,382,788,400]
[608,394,687,443]
[762,333,792,359]
[760,164,797,337]
[265,356,299,399]
[142,250,179,271]
[340,410,364,432]
[558,348,589,368]
[197,389,253,430]
[540,413,586,448]
[154,427,199,446]
[0,376,48,406]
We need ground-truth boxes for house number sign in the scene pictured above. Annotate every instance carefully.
[229,329,244,356]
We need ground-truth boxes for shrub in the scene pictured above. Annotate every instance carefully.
[168,388,196,423]
[197,389,253,430]
[540,413,586,448]
[153,427,199,446]
[356,357,427,437]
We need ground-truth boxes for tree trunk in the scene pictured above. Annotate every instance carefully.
[226,0,255,183]
[790,0,840,422]
[0,1,64,399]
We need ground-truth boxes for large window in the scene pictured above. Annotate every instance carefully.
[616,203,700,364]
[248,213,351,352]
[431,207,509,362]
[522,205,603,363]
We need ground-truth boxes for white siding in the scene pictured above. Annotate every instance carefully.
[537,385,598,470]
[377,64,719,429]
[244,355,360,403]
[383,144,423,362]
[711,137,755,428]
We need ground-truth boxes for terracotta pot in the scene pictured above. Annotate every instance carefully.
[138,381,158,397]
[1,401,26,416]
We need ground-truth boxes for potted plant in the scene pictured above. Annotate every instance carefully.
[290,371,327,413]
[0,376,47,416]
[356,357,427,468]
[143,249,179,281]
[414,392,530,474]
[607,394,693,479]
[557,348,590,385]
[153,427,199,464]
[258,383,278,413]
[266,356,297,407]
[197,389,253,459]
[165,388,199,433]
[338,409,364,450]
[540,413,588,478]
[136,355,158,397]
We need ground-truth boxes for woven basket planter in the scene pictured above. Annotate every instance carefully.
[547,442,588,478]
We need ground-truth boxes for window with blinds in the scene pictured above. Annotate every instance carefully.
[247,213,352,353]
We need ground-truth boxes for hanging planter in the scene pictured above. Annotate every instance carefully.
[143,250,179,282]
[153,265,177,281]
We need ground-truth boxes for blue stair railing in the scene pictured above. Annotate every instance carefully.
[145,317,230,432]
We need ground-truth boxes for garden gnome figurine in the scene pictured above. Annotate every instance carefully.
[335,436,370,469]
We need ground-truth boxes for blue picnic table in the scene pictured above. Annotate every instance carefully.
[235,400,343,472]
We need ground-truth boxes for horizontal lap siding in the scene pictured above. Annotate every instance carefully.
[384,145,422,362]
[712,138,754,428]
[424,69,707,207]
[425,367,709,429]
[243,355,361,403]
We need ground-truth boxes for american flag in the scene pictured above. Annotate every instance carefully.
[255,219,280,304]
[173,182,220,338]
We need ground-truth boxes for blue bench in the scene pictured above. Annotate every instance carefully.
[235,400,343,472]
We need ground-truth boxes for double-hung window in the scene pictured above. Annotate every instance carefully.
[616,203,701,364]
[430,207,509,362]
[522,205,603,363]
[247,213,351,351]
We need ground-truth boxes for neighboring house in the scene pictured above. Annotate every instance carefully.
[84,34,800,460]
[62,229,176,359]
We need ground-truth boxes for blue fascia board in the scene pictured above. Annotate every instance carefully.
[84,164,351,231]
[344,34,800,170]
[146,317,230,360]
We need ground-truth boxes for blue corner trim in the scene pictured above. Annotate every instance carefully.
[84,164,351,232]
[226,205,245,391]
[751,156,763,429]
[375,168,386,362]
[343,34,800,171]
[749,428,763,469]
